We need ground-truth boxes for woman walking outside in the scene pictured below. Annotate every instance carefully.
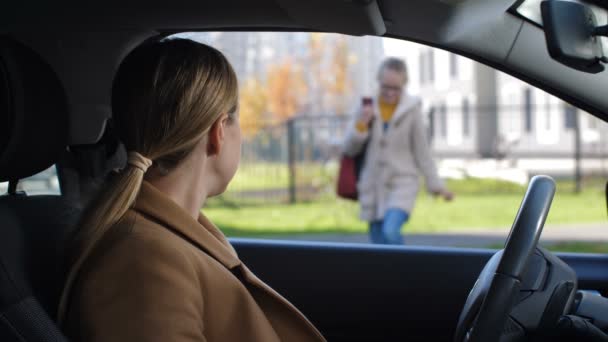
[343,57,453,245]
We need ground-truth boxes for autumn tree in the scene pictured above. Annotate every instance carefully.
[307,33,326,114]
[326,35,351,114]
[239,78,268,138]
[266,59,308,123]
[305,33,352,115]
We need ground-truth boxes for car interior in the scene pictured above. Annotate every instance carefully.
[3,0,608,341]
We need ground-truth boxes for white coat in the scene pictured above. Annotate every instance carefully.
[342,94,445,221]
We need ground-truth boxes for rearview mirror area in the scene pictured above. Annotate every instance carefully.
[541,0,605,74]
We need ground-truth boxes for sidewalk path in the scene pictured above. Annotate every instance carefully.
[260,223,608,248]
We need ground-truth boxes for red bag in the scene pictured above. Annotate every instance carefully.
[336,140,369,201]
[338,98,373,201]
[337,156,358,200]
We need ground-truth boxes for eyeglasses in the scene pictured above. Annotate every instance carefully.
[380,84,403,92]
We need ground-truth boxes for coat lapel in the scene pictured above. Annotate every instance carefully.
[133,181,241,269]
[240,264,326,340]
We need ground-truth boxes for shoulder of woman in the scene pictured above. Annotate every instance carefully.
[74,220,201,315]
[71,213,205,342]
[87,211,196,274]
[396,95,423,120]
[403,94,422,109]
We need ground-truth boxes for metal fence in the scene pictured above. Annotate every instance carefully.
[220,105,608,204]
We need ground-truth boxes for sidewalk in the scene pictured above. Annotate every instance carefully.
[261,223,608,248]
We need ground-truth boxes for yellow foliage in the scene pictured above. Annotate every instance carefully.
[266,60,308,122]
[329,36,350,95]
[239,78,268,138]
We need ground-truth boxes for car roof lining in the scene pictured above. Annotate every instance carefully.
[3,0,608,145]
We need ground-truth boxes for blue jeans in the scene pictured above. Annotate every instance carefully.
[369,208,410,245]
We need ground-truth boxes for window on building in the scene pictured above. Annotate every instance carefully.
[564,104,577,129]
[462,98,470,137]
[524,88,533,133]
[428,106,435,139]
[450,53,458,79]
[428,50,435,83]
[545,101,552,131]
[589,116,598,129]
[419,52,426,85]
[440,103,447,137]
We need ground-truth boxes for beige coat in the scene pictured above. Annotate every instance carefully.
[343,94,444,221]
[62,181,326,342]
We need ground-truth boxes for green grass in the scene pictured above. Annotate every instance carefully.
[205,167,608,254]
[227,161,608,197]
[206,200,365,236]
[544,242,608,254]
[204,186,607,236]
[226,163,290,192]
[226,162,329,192]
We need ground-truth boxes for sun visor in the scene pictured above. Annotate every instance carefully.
[275,0,386,36]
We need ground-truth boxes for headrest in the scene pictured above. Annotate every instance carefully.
[0,36,68,182]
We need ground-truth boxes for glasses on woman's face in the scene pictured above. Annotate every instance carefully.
[380,84,403,93]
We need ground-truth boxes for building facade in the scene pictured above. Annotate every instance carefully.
[410,45,608,158]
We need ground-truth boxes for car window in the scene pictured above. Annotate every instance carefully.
[174,32,608,254]
[0,165,60,195]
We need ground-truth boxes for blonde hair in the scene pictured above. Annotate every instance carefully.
[57,38,238,322]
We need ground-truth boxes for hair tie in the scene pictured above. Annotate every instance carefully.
[127,151,153,173]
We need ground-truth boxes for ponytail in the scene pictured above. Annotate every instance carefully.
[57,152,152,323]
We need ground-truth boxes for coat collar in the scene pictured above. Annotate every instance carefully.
[133,181,326,341]
[374,93,421,124]
[133,181,241,269]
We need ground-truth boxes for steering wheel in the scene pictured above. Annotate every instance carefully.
[454,175,578,341]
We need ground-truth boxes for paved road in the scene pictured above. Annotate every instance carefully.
[260,223,608,248]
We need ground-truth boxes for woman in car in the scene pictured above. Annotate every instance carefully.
[343,58,453,245]
[57,38,325,342]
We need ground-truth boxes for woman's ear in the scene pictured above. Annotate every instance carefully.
[207,114,228,156]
